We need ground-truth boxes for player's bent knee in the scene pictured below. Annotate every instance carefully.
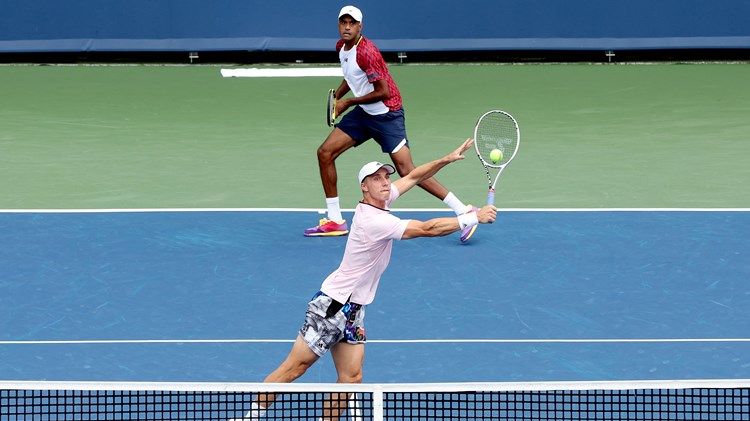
[278,359,315,382]
[286,366,310,382]
[317,145,338,164]
[391,160,415,176]
[338,371,363,384]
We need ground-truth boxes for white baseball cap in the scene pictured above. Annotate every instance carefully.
[338,5,363,22]
[358,161,395,183]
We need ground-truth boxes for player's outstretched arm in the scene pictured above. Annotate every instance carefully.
[401,205,496,240]
[393,138,473,196]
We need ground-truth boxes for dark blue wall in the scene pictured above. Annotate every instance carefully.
[1,0,748,52]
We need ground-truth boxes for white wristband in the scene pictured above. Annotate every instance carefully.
[457,212,479,230]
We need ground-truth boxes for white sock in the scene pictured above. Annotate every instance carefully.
[326,197,343,221]
[243,402,266,419]
[443,192,468,215]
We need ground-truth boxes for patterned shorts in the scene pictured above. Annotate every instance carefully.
[299,291,366,357]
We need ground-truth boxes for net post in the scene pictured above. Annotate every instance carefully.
[372,384,384,421]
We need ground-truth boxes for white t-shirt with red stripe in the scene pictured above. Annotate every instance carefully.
[337,36,402,116]
[320,184,409,305]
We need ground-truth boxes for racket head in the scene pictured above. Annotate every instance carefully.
[473,110,520,169]
[326,89,336,127]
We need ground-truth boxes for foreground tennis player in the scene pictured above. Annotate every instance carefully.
[234,138,496,421]
[305,5,479,243]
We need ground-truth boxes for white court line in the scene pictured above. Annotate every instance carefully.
[220,67,343,78]
[3,208,746,347]
[1,208,749,213]
[2,338,749,345]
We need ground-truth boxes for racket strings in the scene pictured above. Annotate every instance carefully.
[475,114,518,166]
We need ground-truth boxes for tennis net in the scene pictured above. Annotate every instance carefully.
[2,379,748,420]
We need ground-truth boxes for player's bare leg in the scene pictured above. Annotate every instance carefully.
[320,342,365,421]
[245,336,320,418]
[305,128,356,236]
[389,146,450,200]
[317,128,356,200]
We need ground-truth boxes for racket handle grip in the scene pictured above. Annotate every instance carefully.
[487,189,495,206]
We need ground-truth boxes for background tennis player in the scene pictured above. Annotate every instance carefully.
[304,5,479,244]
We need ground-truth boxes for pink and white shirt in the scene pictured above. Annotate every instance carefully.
[320,184,409,305]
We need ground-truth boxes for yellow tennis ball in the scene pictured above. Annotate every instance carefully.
[489,149,503,163]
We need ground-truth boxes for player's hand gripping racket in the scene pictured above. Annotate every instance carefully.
[473,110,520,206]
[326,88,337,127]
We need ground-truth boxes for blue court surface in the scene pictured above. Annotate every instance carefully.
[1,209,748,383]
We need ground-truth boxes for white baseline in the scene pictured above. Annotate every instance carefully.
[2,338,749,345]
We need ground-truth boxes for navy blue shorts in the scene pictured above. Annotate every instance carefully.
[336,106,410,153]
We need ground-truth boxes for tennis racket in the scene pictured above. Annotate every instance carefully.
[473,110,520,206]
[326,88,336,127]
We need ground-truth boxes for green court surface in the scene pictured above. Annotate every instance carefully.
[1,63,748,209]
